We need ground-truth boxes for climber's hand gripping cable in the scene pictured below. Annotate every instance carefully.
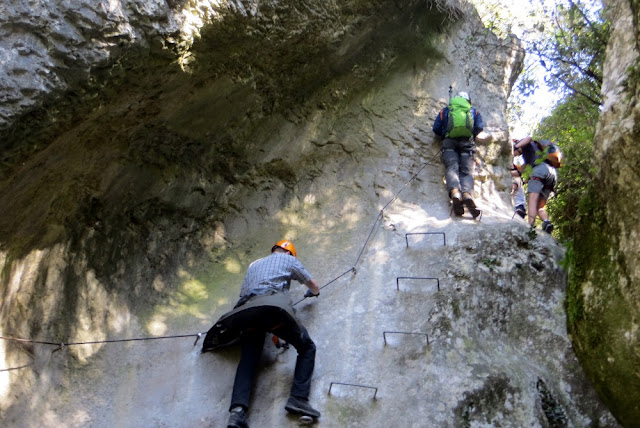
[304,289,319,299]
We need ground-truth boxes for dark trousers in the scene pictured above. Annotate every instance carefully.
[441,137,476,194]
[230,323,316,410]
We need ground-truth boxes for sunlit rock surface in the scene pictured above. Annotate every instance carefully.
[0,0,617,426]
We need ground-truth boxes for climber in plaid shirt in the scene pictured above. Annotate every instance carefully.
[227,239,321,428]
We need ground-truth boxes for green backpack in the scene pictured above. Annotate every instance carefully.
[446,96,474,138]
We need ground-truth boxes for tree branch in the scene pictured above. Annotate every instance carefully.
[551,72,601,106]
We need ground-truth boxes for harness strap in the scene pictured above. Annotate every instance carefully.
[442,148,475,157]
[269,322,285,332]
[530,176,552,190]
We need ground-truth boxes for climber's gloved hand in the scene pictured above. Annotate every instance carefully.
[304,290,319,298]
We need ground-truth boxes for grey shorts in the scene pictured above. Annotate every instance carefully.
[528,162,557,200]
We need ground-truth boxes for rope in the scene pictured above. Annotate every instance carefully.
[0,363,34,372]
[352,210,384,269]
[353,150,440,269]
[292,267,355,306]
[298,149,440,304]
[0,149,441,349]
[382,152,439,212]
[0,333,206,353]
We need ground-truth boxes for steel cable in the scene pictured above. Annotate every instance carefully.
[0,149,441,353]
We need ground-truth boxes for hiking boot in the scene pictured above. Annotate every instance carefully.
[285,396,321,418]
[228,406,249,428]
[462,192,481,219]
[542,220,554,234]
[515,204,526,219]
[450,188,464,216]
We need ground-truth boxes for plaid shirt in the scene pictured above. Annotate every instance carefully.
[239,252,312,299]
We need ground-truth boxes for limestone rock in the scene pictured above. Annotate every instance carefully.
[0,0,617,427]
[566,0,640,425]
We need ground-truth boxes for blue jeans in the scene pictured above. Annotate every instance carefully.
[440,138,476,194]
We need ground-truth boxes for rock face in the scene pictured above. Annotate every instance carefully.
[566,0,640,425]
[0,0,617,427]
[0,0,187,130]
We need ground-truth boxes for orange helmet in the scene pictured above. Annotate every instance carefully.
[272,239,297,257]
[536,139,563,168]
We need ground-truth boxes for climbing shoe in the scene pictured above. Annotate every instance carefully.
[462,192,481,219]
[450,188,464,216]
[228,406,249,428]
[542,220,554,234]
[285,396,321,418]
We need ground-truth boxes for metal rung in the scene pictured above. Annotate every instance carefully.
[405,232,446,247]
[396,277,440,291]
[383,331,429,346]
[328,382,378,400]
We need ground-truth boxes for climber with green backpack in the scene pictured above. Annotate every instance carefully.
[432,90,485,218]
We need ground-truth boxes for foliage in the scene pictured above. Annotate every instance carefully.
[474,0,609,244]
[476,2,640,423]
[518,0,607,244]
[470,0,522,39]
[526,0,609,106]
